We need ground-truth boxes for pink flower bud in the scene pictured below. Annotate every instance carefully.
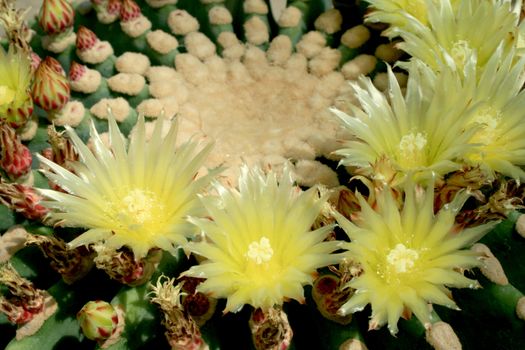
[0,121,32,179]
[31,57,70,112]
[38,0,75,35]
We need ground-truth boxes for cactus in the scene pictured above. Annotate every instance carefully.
[0,0,524,349]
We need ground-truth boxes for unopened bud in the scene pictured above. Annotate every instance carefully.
[77,300,125,348]
[0,120,32,180]
[38,0,75,35]
[31,57,70,112]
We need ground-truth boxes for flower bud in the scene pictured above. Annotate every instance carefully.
[31,57,70,112]
[77,300,121,342]
[120,0,141,22]
[0,120,32,179]
[0,180,48,221]
[38,0,75,35]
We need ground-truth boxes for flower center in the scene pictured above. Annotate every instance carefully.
[386,243,419,273]
[246,237,274,265]
[471,107,501,145]
[0,85,15,105]
[450,40,472,69]
[397,132,427,168]
[118,189,162,226]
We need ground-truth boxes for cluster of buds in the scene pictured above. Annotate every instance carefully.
[93,246,162,286]
[311,259,362,325]
[249,307,293,350]
[0,120,32,181]
[0,262,57,339]
[149,275,208,350]
[31,56,70,114]
[77,300,125,348]
[0,178,48,221]
[25,234,94,284]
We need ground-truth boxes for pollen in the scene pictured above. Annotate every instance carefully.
[471,107,501,145]
[398,132,428,168]
[450,40,471,69]
[106,188,164,229]
[246,236,274,265]
[386,243,419,274]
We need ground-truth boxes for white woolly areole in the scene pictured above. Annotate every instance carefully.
[314,9,342,34]
[375,41,403,63]
[18,116,39,141]
[51,101,85,127]
[175,53,209,86]
[425,322,462,350]
[243,0,268,14]
[185,32,217,60]
[205,55,227,82]
[296,31,326,58]
[168,9,199,35]
[218,32,245,59]
[146,66,180,82]
[267,35,293,66]
[96,8,119,24]
[341,25,370,49]
[278,6,302,27]
[115,52,151,75]
[341,54,377,80]
[145,0,178,8]
[90,97,131,122]
[293,160,339,188]
[244,16,269,45]
[41,32,76,54]
[316,71,345,99]
[137,97,179,119]
[121,15,152,38]
[373,72,408,91]
[76,41,114,64]
[107,73,146,95]
[146,30,179,54]
[149,79,189,103]
[70,68,102,94]
[284,53,308,81]
[309,47,341,77]
[208,6,232,25]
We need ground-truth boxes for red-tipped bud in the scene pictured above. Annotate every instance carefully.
[0,121,32,179]
[31,57,70,112]
[0,180,48,220]
[69,61,87,81]
[107,0,122,16]
[76,26,99,51]
[120,0,141,22]
[77,301,122,342]
[38,0,75,35]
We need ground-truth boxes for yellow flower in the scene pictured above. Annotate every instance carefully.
[335,181,497,335]
[332,62,474,184]
[461,48,525,180]
[184,165,341,312]
[366,0,458,31]
[0,45,33,125]
[393,0,519,73]
[38,116,214,259]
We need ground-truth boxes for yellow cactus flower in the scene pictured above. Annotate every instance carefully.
[332,62,474,184]
[366,0,458,31]
[335,181,497,335]
[184,165,341,313]
[393,0,519,73]
[461,48,525,180]
[0,45,33,125]
[37,116,214,259]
